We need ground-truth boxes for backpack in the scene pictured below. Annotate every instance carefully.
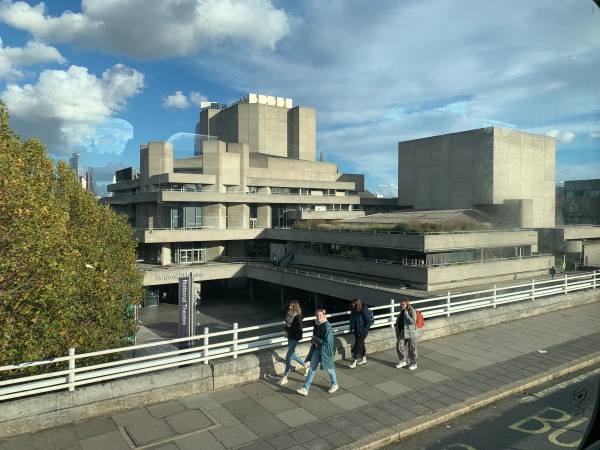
[415,309,425,329]
[362,306,374,329]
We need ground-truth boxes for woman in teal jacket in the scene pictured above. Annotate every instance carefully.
[297,308,338,396]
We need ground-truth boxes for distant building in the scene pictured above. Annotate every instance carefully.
[68,152,96,195]
[69,152,82,177]
[398,127,556,227]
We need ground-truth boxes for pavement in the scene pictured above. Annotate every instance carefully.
[385,364,600,449]
[1,302,600,450]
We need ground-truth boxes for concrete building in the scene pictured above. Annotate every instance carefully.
[197,93,315,161]
[103,98,593,313]
[398,127,556,227]
[563,179,600,225]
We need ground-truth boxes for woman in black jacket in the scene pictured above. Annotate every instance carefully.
[279,300,309,385]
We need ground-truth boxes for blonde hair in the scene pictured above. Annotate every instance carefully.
[400,299,412,309]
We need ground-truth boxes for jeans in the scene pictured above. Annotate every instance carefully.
[396,338,417,365]
[284,339,305,375]
[304,349,337,390]
[352,332,367,359]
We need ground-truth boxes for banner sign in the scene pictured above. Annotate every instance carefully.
[178,276,191,339]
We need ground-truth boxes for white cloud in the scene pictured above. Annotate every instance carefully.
[0,0,290,59]
[1,64,143,154]
[546,129,576,144]
[163,91,190,109]
[186,0,600,193]
[189,91,208,107]
[589,132,600,139]
[0,36,65,78]
[163,90,208,109]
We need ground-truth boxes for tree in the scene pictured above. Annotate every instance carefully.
[0,102,143,368]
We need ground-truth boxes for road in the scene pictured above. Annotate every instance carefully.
[386,364,600,450]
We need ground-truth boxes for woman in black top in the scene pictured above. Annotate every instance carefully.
[279,300,309,385]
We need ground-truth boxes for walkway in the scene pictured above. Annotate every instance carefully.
[2,302,599,450]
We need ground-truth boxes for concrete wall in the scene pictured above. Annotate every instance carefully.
[397,127,556,228]
[423,230,538,251]
[398,128,494,209]
[287,106,316,161]
[293,252,554,291]
[140,142,173,179]
[3,289,597,438]
[584,241,600,266]
[427,255,554,291]
[492,128,555,227]
[142,263,245,286]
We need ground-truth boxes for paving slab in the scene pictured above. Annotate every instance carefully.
[276,408,319,427]
[210,424,258,448]
[175,431,224,450]
[147,400,186,418]
[166,409,215,434]
[73,417,116,440]
[79,430,129,450]
[327,392,369,411]
[112,407,153,427]
[124,418,175,446]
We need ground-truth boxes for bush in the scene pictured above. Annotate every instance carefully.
[0,102,143,369]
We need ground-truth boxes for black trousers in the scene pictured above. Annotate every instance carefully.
[352,331,367,359]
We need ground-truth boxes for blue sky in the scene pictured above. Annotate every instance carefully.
[0,0,599,196]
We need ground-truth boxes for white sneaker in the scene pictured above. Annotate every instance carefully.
[358,357,367,365]
[297,387,308,396]
[278,376,288,385]
[396,361,407,369]
[349,359,357,369]
[408,364,417,371]
[328,384,339,394]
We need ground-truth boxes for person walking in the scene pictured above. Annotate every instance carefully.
[549,266,556,279]
[297,308,339,395]
[395,300,418,370]
[279,300,309,385]
[348,299,371,368]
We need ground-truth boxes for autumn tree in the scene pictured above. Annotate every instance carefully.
[0,102,142,367]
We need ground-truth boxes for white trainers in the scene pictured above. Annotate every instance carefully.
[358,357,367,365]
[328,384,339,394]
[278,376,288,386]
[297,387,308,396]
[396,361,407,369]
[349,359,357,369]
[408,364,417,371]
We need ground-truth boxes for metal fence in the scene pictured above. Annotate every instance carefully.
[1,271,597,402]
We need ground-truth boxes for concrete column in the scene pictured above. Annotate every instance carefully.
[160,244,171,266]
[227,204,249,229]
[257,205,272,228]
[203,203,226,229]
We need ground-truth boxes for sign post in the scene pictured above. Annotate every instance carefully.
[178,274,193,347]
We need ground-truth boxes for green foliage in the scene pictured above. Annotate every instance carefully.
[293,219,490,233]
[0,102,143,369]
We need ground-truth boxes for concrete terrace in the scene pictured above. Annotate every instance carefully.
[2,302,599,450]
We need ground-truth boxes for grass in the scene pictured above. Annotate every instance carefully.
[292,219,491,233]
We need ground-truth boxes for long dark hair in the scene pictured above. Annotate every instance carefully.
[351,298,363,312]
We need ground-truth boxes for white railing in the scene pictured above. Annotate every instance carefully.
[1,271,597,402]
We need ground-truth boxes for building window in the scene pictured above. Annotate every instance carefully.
[174,244,205,264]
